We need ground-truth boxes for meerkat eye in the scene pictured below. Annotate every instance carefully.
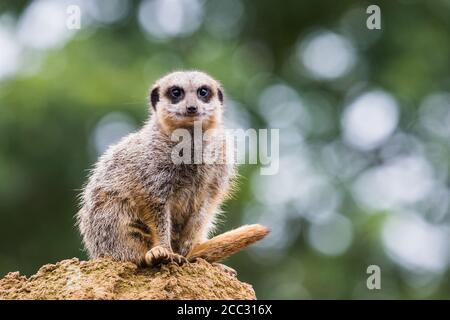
[197,87,212,103]
[166,86,184,103]
[197,87,209,98]
[170,87,183,98]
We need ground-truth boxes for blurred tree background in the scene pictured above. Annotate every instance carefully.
[1,0,450,299]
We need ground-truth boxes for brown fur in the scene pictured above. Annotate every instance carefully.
[187,224,270,262]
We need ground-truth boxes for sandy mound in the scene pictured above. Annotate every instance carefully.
[0,257,256,300]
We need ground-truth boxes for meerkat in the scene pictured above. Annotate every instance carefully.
[77,71,268,273]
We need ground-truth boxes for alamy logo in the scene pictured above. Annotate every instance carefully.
[366,265,381,290]
[366,5,381,30]
[66,5,81,30]
[171,121,280,175]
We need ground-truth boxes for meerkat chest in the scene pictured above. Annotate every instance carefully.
[168,164,226,222]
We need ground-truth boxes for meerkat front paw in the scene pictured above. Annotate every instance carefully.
[145,246,187,266]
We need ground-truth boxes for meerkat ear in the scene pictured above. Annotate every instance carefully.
[217,88,224,104]
[150,86,159,110]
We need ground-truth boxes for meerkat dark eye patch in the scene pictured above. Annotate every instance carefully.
[197,86,212,102]
[217,88,223,104]
[150,87,159,110]
[166,86,185,104]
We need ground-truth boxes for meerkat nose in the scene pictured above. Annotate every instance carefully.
[186,106,198,114]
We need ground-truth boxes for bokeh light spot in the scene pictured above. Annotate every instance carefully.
[383,212,449,273]
[342,90,399,151]
[297,31,356,80]
[419,92,450,139]
[17,0,76,50]
[352,155,434,211]
[91,112,137,155]
[308,214,353,256]
[138,0,203,41]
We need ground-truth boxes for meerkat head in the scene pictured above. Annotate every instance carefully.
[149,71,224,133]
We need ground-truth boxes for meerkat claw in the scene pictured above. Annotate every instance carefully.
[170,253,188,265]
[145,246,188,266]
[145,246,171,266]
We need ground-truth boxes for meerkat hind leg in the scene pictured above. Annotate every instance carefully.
[145,245,187,266]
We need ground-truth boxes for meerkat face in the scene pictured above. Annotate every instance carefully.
[149,71,224,132]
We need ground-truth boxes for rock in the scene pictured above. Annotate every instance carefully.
[0,258,256,300]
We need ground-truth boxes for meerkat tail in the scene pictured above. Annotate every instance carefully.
[187,224,270,263]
